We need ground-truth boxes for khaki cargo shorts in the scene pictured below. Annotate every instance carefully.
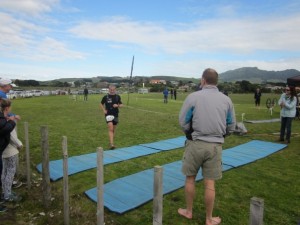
[181,140,222,180]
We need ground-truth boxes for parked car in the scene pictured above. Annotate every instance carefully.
[7,90,17,99]
[42,90,51,96]
[100,88,109,94]
[70,90,78,95]
[32,90,43,97]
[23,91,33,98]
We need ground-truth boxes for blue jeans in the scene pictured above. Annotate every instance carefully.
[280,117,293,141]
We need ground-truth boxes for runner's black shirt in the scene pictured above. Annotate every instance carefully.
[101,94,122,116]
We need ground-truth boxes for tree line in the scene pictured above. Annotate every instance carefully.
[13,78,286,93]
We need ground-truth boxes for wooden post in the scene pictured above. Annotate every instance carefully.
[62,136,70,225]
[15,125,20,176]
[24,122,31,190]
[249,197,264,225]
[153,165,163,225]
[96,147,104,225]
[40,126,51,208]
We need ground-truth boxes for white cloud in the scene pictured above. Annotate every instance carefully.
[0,11,84,61]
[70,14,300,55]
[30,37,85,61]
[0,0,59,16]
[0,12,46,52]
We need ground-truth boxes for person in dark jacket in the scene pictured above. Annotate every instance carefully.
[254,88,262,108]
[0,98,16,212]
[0,99,16,168]
[83,87,89,101]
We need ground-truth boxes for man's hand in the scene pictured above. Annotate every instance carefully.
[14,115,21,121]
[7,115,21,121]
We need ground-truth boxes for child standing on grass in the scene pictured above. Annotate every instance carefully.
[1,99,23,203]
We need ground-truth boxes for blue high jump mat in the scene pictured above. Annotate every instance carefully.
[85,140,286,214]
[139,136,186,151]
[85,161,216,214]
[36,145,159,181]
[36,136,186,181]
[222,140,286,167]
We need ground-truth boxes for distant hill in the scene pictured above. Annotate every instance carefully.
[219,67,300,83]
[138,75,199,83]
[42,75,200,85]
[39,67,300,85]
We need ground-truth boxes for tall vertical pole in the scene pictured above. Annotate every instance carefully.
[127,55,135,105]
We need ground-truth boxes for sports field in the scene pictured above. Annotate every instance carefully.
[2,92,299,225]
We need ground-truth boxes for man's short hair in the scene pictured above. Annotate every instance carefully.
[202,68,218,85]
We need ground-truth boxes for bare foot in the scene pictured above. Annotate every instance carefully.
[178,208,192,219]
[206,216,221,225]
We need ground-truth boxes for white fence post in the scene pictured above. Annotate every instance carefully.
[97,147,104,225]
[24,122,31,190]
[249,197,264,225]
[62,136,70,225]
[153,165,163,225]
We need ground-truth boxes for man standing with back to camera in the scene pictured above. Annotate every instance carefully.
[100,85,123,150]
[178,68,236,225]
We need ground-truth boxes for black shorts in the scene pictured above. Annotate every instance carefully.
[105,115,119,125]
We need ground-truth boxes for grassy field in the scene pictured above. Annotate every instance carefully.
[1,92,299,225]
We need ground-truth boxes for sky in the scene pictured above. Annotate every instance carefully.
[0,0,300,81]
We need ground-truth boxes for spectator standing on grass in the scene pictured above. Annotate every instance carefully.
[278,86,297,144]
[84,87,88,101]
[1,99,23,203]
[0,79,22,191]
[178,68,236,225]
[100,85,123,150]
[254,88,262,108]
[0,98,16,212]
[163,87,169,103]
[174,89,177,100]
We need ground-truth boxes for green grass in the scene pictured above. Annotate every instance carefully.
[1,92,299,225]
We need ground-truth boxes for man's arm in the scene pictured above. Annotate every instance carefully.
[179,96,194,132]
[0,117,16,135]
[99,103,107,115]
[226,102,236,133]
[115,95,123,108]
